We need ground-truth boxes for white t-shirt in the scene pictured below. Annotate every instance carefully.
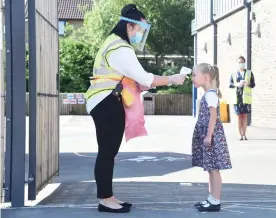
[239,70,245,79]
[205,91,219,108]
[86,47,154,113]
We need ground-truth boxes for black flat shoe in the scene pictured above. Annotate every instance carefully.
[194,202,200,208]
[98,204,130,213]
[120,202,132,208]
[240,136,244,141]
[244,136,248,140]
[194,200,207,208]
[196,201,221,212]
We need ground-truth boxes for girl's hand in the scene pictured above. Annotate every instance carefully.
[204,136,212,147]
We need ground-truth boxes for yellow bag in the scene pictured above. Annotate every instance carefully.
[220,99,229,123]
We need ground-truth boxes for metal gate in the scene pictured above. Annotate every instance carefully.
[4,0,59,206]
[4,0,29,206]
[27,0,59,200]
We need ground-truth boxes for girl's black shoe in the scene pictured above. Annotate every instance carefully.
[196,200,221,212]
[194,200,207,208]
[98,204,131,213]
[120,202,132,208]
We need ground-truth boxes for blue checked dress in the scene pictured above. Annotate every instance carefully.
[192,90,232,171]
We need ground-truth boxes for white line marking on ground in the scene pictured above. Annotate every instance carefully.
[222,206,244,214]
[222,204,239,209]
[3,201,276,212]
[222,209,244,214]
[235,205,276,211]
[73,153,96,158]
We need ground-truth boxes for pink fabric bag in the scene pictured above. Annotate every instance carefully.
[123,82,148,142]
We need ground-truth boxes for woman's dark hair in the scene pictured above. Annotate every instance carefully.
[110,4,146,44]
[238,56,246,62]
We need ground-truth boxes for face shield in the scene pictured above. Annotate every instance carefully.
[120,16,151,51]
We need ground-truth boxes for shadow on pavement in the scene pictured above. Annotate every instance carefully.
[36,152,276,212]
[6,151,275,218]
[37,151,192,205]
[54,152,192,183]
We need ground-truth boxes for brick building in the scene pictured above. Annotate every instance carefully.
[58,0,93,35]
[26,0,93,36]
[191,0,276,128]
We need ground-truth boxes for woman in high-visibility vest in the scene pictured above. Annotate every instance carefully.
[229,56,255,140]
[86,4,187,213]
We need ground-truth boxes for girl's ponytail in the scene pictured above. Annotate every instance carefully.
[213,65,222,99]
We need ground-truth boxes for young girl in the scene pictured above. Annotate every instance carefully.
[192,63,232,212]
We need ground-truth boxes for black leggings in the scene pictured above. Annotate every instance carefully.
[90,94,125,199]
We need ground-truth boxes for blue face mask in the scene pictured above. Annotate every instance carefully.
[239,63,245,69]
[130,32,143,44]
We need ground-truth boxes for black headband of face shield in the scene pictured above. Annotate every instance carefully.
[121,4,137,16]
[121,4,146,22]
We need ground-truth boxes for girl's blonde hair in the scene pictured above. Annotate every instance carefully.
[195,63,222,98]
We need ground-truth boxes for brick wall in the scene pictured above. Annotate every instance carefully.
[195,0,276,128]
[196,26,214,99]
[251,0,276,128]
[217,9,247,106]
[217,9,247,124]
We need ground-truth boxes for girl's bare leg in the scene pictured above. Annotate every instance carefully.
[209,170,222,200]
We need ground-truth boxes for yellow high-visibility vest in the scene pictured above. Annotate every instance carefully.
[85,34,134,102]
[232,70,252,104]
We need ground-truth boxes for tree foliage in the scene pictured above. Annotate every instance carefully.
[59,0,194,92]
[73,0,194,56]
[59,38,94,92]
[135,0,194,56]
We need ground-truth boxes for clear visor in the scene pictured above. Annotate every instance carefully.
[135,26,151,51]
[120,16,151,51]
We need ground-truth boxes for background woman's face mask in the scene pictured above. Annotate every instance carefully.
[239,63,245,69]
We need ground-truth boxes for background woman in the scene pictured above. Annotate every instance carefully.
[229,56,255,140]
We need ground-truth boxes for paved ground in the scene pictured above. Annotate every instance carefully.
[2,115,276,217]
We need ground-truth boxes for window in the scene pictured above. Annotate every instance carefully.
[59,21,66,36]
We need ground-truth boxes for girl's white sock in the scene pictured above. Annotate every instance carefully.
[207,195,220,205]
[200,194,211,205]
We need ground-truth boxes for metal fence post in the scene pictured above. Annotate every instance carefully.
[27,0,37,201]
[0,0,5,203]
[5,0,26,207]
[4,0,13,203]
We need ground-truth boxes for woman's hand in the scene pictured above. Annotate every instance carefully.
[238,81,245,87]
[169,74,187,85]
[139,84,150,91]
[243,81,249,86]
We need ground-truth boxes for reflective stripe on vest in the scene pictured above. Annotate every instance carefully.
[85,34,133,100]
[232,70,252,104]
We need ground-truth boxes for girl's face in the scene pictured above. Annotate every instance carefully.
[192,68,210,88]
